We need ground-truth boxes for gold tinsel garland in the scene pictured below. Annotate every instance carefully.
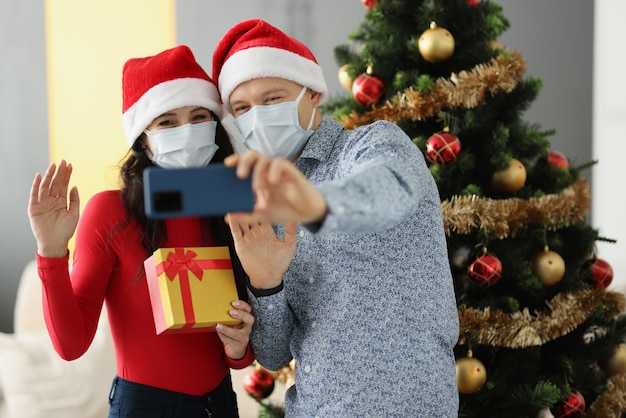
[441,177,591,238]
[583,372,626,418]
[339,48,526,130]
[458,289,625,349]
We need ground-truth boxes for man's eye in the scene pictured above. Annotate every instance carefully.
[234,105,249,115]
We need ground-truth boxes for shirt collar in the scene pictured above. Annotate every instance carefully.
[299,119,344,163]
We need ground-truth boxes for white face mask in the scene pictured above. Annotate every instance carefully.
[234,87,315,161]
[144,121,219,169]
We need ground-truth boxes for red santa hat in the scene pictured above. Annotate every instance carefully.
[122,45,222,146]
[212,19,328,112]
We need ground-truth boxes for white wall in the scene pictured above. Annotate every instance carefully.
[593,0,626,291]
[0,2,48,333]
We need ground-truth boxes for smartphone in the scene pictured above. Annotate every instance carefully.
[143,164,254,219]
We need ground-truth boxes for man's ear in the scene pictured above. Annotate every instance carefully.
[309,90,323,107]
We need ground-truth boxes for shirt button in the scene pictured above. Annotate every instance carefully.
[308,277,315,284]
[329,220,338,229]
[267,304,274,310]
[299,230,305,237]
[311,321,317,328]
[336,205,345,215]
[304,365,311,373]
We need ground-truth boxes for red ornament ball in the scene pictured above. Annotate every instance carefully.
[547,150,569,170]
[352,73,385,106]
[468,253,502,287]
[551,390,585,418]
[242,368,275,400]
[426,131,462,165]
[467,0,480,6]
[361,0,378,8]
[584,258,614,289]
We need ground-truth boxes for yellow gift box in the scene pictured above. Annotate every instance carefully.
[144,246,242,335]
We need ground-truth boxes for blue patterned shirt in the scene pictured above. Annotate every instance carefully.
[248,119,459,417]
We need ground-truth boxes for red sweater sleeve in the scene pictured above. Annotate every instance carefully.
[38,255,93,359]
[38,192,118,360]
[227,344,255,369]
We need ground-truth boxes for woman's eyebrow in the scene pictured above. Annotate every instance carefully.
[155,111,176,119]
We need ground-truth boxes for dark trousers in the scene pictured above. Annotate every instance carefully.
[108,374,239,418]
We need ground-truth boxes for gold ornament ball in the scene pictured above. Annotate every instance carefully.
[600,344,626,376]
[338,65,353,91]
[418,21,455,63]
[491,158,527,193]
[531,250,565,286]
[456,356,487,394]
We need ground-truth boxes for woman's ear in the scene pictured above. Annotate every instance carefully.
[139,133,153,153]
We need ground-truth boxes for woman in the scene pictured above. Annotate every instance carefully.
[27,45,254,417]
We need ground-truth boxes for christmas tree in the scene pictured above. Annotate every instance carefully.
[242,1,626,417]
[324,0,626,417]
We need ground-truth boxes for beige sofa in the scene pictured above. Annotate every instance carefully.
[0,260,115,418]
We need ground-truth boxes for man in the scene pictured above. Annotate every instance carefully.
[213,19,460,417]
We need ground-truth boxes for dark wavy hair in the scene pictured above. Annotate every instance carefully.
[118,113,235,254]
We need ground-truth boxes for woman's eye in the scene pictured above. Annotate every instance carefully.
[192,113,210,121]
[157,119,175,128]
[266,96,281,104]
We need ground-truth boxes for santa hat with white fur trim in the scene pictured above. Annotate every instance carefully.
[122,45,223,146]
[212,19,328,112]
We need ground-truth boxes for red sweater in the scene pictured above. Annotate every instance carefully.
[37,190,254,395]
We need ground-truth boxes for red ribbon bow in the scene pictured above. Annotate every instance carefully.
[163,248,204,281]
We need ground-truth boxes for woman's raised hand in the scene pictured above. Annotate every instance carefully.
[27,160,80,258]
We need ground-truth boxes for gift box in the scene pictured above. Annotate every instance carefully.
[144,246,242,334]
